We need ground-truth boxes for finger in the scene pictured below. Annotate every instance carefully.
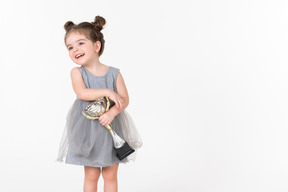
[114,99,119,108]
[116,100,121,108]
[118,98,122,107]
[100,118,105,124]
[118,98,123,107]
[120,100,124,108]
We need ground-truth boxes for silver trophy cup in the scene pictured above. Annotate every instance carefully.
[82,96,135,160]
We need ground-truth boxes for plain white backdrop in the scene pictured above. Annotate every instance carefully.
[0,0,288,191]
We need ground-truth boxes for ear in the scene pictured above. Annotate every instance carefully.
[93,41,101,53]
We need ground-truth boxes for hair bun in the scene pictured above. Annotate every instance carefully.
[92,15,106,31]
[64,21,75,32]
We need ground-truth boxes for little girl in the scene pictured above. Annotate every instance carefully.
[56,15,143,192]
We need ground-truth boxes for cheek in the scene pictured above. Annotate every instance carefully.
[69,52,74,60]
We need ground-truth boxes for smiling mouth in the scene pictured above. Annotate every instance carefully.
[75,53,85,59]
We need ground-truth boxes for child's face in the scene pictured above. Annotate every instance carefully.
[65,32,100,65]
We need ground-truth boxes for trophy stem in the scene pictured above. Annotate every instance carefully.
[105,124,125,148]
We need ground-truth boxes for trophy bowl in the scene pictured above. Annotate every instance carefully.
[82,97,109,119]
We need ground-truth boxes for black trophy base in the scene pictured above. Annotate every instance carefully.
[115,142,135,160]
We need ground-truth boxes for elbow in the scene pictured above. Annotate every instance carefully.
[76,89,89,101]
[126,98,129,107]
[123,97,129,109]
[78,94,92,101]
[78,93,86,100]
[77,92,85,100]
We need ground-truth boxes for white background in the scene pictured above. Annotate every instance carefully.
[0,0,287,191]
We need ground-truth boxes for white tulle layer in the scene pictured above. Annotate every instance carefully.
[56,99,143,167]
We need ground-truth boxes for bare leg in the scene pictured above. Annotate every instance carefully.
[84,166,101,192]
[102,163,119,192]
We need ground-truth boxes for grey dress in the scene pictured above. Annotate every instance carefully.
[56,65,142,167]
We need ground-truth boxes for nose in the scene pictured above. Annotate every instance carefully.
[73,47,79,53]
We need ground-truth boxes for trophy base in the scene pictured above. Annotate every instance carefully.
[115,142,135,160]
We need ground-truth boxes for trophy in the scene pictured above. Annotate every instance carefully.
[82,96,135,160]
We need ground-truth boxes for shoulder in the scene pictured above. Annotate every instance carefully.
[70,66,82,79]
[109,66,120,77]
[110,65,120,72]
[71,66,81,72]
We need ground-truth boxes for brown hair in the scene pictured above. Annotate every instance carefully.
[64,15,106,56]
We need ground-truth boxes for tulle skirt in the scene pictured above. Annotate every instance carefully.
[56,98,143,167]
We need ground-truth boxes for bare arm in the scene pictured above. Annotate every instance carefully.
[108,71,129,117]
[70,67,110,101]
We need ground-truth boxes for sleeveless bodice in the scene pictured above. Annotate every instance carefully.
[77,65,119,99]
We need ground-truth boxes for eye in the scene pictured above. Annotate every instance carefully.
[79,42,84,45]
[68,47,73,50]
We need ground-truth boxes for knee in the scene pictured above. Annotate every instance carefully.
[85,171,101,182]
[102,169,117,182]
[84,167,101,182]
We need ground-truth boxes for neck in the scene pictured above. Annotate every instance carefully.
[83,56,102,69]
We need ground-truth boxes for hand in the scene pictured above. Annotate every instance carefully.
[107,90,124,109]
[99,111,115,127]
